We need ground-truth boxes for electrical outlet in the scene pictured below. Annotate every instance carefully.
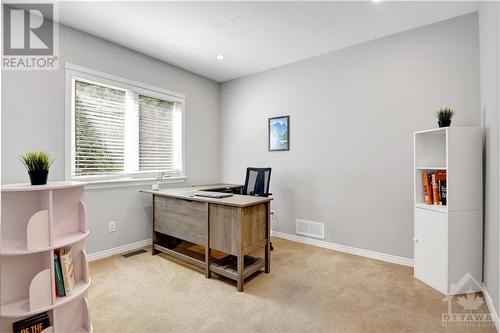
[271,211,278,226]
[108,221,117,232]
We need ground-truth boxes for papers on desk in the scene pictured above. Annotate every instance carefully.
[193,191,233,199]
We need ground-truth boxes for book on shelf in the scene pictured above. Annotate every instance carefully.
[54,253,65,297]
[59,247,76,296]
[13,312,50,333]
[421,170,447,206]
[436,171,447,205]
[422,172,433,205]
[431,173,439,205]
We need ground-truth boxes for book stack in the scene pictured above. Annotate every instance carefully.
[422,171,447,205]
[54,247,76,297]
[13,312,50,333]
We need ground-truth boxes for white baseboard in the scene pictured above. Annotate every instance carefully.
[88,238,152,262]
[271,231,414,267]
[482,283,499,331]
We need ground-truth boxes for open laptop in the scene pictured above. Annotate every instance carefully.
[193,191,233,199]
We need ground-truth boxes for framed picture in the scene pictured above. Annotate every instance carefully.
[268,115,290,151]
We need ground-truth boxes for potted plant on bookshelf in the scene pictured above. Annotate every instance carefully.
[436,107,455,128]
[20,151,53,185]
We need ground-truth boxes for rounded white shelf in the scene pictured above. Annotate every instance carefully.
[54,231,90,249]
[0,240,50,256]
[1,231,90,256]
[0,279,91,318]
[1,181,86,192]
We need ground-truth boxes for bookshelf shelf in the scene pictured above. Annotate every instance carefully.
[414,203,448,213]
[0,241,49,256]
[0,182,92,332]
[53,231,90,249]
[416,166,447,170]
[0,280,91,319]
[413,127,482,295]
[1,299,40,319]
[1,231,90,256]
[53,280,91,308]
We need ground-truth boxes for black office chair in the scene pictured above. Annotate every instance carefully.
[243,167,272,197]
[243,167,274,250]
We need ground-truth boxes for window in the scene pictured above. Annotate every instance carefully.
[74,81,126,176]
[67,64,185,181]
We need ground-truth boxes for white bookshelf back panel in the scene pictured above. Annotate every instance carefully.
[415,131,446,168]
[1,251,52,307]
[29,269,53,311]
[53,187,85,237]
[26,210,50,251]
[1,191,50,246]
[54,295,91,333]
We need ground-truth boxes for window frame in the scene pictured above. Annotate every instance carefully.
[65,63,186,186]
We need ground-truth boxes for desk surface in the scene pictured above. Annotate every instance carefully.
[140,184,272,208]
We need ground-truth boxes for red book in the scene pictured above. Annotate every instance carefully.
[435,171,447,205]
[431,173,440,205]
[423,172,433,204]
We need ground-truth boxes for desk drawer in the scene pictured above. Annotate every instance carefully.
[154,196,208,245]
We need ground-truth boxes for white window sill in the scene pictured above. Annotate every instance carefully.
[75,176,188,190]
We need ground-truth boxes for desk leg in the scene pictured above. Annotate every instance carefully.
[205,247,211,279]
[265,202,271,273]
[152,197,159,255]
[152,232,159,255]
[205,218,211,279]
[237,254,244,292]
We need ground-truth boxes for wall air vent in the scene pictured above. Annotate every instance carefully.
[296,219,325,239]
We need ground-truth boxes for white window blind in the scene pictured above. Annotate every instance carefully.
[74,80,126,176]
[71,73,184,180]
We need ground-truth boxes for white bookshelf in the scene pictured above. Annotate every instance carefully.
[413,127,482,295]
[0,182,92,333]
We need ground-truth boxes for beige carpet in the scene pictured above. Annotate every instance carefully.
[88,238,495,333]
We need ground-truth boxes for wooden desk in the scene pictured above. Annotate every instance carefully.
[140,184,271,291]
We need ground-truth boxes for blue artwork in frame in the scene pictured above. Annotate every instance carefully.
[269,116,289,151]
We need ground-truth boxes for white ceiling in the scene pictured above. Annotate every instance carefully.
[58,1,480,82]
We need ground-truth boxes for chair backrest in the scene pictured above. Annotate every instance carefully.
[243,167,272,197]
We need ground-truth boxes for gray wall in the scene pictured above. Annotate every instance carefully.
[1,25,221,254]
[220,14,480,259]
[479,1,499,317]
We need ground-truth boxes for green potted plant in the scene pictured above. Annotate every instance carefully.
[436,107,455,128]
[20,151,53,185]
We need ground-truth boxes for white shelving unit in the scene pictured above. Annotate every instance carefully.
[413,127,482,295]
[0,182,92,333]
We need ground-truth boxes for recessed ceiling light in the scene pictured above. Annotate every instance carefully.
[216,54,225,60]
[372,0,382,2]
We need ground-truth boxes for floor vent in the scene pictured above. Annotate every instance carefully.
[296,219,325,239]
[122,249,148,258]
